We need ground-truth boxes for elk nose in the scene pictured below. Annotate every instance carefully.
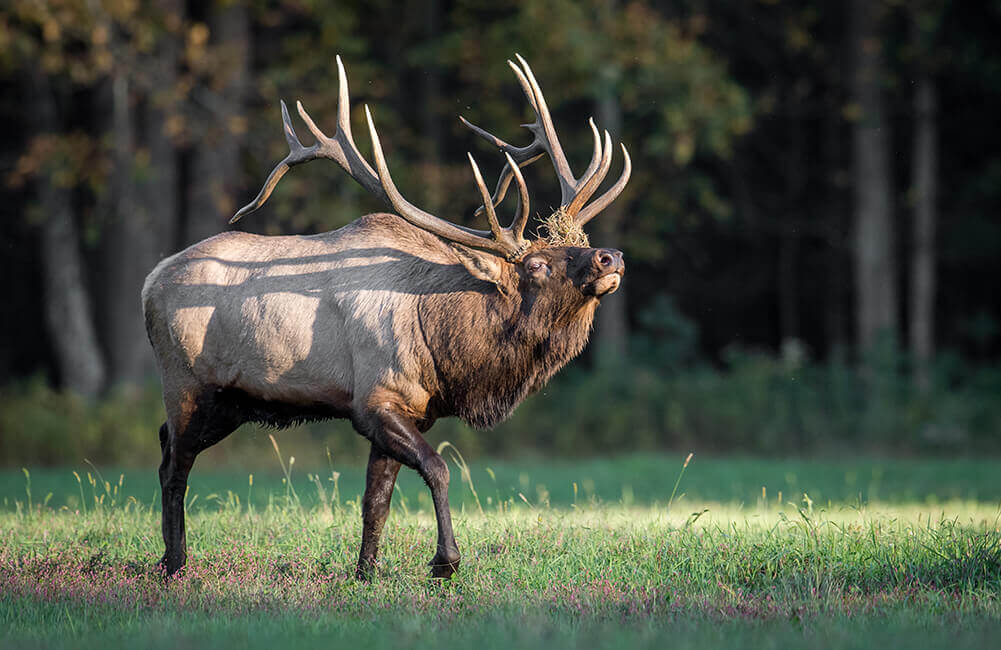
[595,248,625,273]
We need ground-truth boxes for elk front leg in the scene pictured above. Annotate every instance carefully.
[356,445,402,580]
[356,407,460,579]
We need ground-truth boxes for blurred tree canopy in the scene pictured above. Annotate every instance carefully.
[1,0,999,409]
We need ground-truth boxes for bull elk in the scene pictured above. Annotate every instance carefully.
[142,55,630,579]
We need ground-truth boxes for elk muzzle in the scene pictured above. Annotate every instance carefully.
[591,248,624,296]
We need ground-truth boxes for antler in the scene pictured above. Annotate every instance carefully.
[366,106,532,260]
[230,56,386,223]
[459,54,631,227]
[233,56,532,260]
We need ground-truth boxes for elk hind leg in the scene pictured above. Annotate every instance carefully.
[157,391,240,577]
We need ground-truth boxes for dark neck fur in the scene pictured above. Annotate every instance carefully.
[421,276,597,429]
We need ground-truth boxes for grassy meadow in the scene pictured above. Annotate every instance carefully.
[1,454,1000,649]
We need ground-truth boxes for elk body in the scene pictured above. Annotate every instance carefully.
[143,56,630,579]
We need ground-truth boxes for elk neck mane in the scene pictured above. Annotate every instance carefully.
[419,256,599,429]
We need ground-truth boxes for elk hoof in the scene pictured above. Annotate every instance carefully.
[429,548,460,579]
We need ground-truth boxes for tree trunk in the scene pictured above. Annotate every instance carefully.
[593,61,629,364]
[822,6,849,357]
[779,100,803,346]
[144,0,183,257]
[144,100,180,258]
[823,93,848,356]
[102,65,161,387]
[29,73,107,398]
[418,0,443,213]
[910,77,937,390]
[185,3,249,244]
[850,0,897,351]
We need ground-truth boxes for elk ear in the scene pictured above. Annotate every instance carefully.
[449,243,506,287]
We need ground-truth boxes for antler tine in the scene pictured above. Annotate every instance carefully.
[466,152,532,243]
[512,54,576,202]
[566,130,613,217]
[467,153,504,240]
[505,152,531,241]
[366,106,529,260]
[458,112,545,216]
[334,55,353,138]
[575,143,632,226]
[507,58,539,115]
[229,101,308,223]
[458,114,540,161]
[231,55,385,223]
[578,119,604,190]
[471,153,544,219]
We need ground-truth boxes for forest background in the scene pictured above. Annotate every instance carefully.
[1,0,999,467]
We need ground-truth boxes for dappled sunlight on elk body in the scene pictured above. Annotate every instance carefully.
[143,55,631,580]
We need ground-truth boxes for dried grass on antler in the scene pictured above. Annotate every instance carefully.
[537,208,590,248]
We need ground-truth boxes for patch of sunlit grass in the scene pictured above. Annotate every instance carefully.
[1,453,999,649]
